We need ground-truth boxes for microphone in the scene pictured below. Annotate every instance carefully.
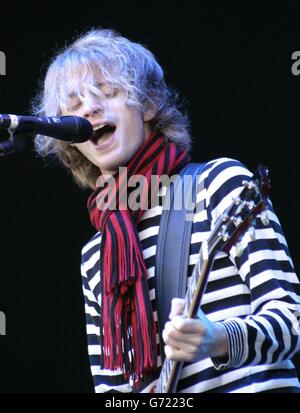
[0,114,93,143]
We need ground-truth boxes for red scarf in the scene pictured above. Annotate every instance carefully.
[87,131,190,386]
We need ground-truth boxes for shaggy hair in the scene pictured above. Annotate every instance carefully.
[33,28,192,189]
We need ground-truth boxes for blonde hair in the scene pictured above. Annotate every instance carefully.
[33,28,192,188]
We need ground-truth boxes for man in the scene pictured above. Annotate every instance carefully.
[33,28,300,392]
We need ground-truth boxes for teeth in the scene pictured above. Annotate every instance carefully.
[95,124,107,131]
[94,123,113,131]
[91,123,115,143]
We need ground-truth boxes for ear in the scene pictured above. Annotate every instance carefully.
[143,108,156,122]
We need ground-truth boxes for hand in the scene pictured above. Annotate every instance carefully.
[162,298,229,363]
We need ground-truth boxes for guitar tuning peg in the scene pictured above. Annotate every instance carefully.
[248,226,256,241]
[260,210,270,226]
[235,242,244,257]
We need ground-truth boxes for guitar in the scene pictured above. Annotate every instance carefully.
[152,164,271,393]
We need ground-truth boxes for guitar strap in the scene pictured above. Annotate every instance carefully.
[155,162,206,361]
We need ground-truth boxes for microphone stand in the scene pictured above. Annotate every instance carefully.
[0,130,29,157]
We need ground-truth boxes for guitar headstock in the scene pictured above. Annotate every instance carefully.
[210,164,271,256]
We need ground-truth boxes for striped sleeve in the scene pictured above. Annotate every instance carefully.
[81,236,132,393]
[202,158,300,370]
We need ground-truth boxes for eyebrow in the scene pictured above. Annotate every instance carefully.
[67,92,78,98]
[67,82,107,95]
[95,81,112,90]
[65,80,113,102]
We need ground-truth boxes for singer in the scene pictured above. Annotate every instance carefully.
[33,29,300,393]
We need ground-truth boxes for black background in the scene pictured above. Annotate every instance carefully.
[0,1,299,392]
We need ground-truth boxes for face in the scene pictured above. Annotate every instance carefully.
[62,80,154,177]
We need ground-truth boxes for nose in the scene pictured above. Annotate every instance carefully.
[82,95,104,119]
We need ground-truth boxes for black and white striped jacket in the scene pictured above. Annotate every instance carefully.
[81,158,300,393]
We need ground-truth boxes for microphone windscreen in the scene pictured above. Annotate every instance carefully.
[58,116,93,143]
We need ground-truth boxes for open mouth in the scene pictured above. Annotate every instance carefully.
[90,123,116,144]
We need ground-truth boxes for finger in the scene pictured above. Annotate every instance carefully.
[164,345,195,362]
[169,298,185,319]
[171,316,206,334]
[163,328,201,350]
[163,321,202,347]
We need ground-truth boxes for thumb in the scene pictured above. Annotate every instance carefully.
[169,298,185,320]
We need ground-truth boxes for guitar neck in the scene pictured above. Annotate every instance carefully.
[155,240,215,393]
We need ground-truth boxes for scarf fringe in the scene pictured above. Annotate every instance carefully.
[87,132,190,387]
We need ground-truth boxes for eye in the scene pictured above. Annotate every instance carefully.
[70,101,82,110]
[96,82,117,98]
[66,95,82,111]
